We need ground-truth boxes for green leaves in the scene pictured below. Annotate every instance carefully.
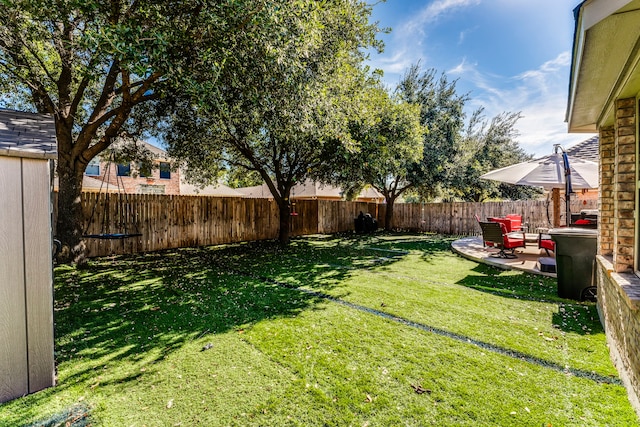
[158,0,382,242]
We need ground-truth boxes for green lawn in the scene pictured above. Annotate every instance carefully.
[2,233,637,426]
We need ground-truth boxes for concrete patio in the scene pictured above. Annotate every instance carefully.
[451,235,557,278]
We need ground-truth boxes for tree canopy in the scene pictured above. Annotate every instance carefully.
[451,109,539,202]
[157,0,381,243]
[394,64,470,202]
[320,82,425,230]
[328,63,537,218]
[0,0,538,254]
[0,0,375,256]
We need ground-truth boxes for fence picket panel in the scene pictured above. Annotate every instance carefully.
[66,192,597,257]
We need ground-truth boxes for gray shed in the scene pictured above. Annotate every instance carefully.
[0,109,57,403]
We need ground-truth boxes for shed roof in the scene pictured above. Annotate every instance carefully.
[0,109,57,159]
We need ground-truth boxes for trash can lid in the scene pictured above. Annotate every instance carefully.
[549,227,598,238]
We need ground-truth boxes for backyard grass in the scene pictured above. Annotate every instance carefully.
[1,233,638,426]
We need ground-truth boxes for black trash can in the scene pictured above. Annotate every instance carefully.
[549,228,598,301]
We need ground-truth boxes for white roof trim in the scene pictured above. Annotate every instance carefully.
[582,0,635,30]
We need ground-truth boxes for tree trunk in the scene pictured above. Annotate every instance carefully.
[384,197,395,231]
[278,200,291,244]
[55,149,88,263]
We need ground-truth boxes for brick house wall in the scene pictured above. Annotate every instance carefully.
[599,126,615,256]
[613,98,636,271]
[596,97,640,413]
[84,141,181,195]
[596,97,636,270]
[92,160,181,195]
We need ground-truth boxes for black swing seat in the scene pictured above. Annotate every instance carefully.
[83,233,142,240]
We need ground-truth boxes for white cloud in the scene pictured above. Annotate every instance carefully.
[457,26,477,45]
[398,0,481,37]
[418,0,481,24]
[373,1,482,87]
[448,57,476,76]
[463,52,594,156]
[376,49,416,74]
[514,52,572,95]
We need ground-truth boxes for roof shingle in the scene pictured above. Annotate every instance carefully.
[565,136,598,163]
[0,109,57,159]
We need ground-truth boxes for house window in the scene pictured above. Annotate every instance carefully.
[138,162,152,178]
[160,162,171,179]
[85,158,100,176]
[117,163,131,176]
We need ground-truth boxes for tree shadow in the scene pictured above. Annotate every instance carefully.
[454,263,601,335]
[551,303,603,335]
[50,235,408,396]
[327,232,455,265]
[455,263,559,301]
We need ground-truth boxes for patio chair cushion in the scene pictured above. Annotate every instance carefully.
[505,214,524,231]
[538,234,555,255]
[503,230,526,249]
[488,217,515,233]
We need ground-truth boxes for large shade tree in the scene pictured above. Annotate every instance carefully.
[323,83,425,230]
[394,64,470,202]
[394,64,534,204]
[158,0,381,244]
[0,0,275,261]
[451,109,539,202]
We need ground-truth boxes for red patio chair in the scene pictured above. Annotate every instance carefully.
[538,233,555,256]
[478,221,526,258]
[488,217,515,233]
[505,214,525,232]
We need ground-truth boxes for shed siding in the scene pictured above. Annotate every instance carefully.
[0,156,29,402]
[0,156,55,403]
[22,158,55,393]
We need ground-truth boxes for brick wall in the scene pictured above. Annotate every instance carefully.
[93,160,181,195]
[596,256,640,414]
[609,98,636,272]
[596,98,640,416]
[599,126,615,255]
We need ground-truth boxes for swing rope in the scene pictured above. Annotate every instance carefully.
[83,152,142,239]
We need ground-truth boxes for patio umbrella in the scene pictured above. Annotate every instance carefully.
[479,152,597,189]
[480,145,598,226]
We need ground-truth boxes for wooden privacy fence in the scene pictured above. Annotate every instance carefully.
[388,199,597,235]
[62,192,597,257]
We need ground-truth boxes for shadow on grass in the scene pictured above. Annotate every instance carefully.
[456,263,558,301]
[326,232,457,266]
[551,304,604,335]
[454,263,602,335]
[49,236,407,396]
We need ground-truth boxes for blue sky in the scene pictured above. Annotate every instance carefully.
[367,0,594,157]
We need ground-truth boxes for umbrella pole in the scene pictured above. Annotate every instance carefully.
[555,144,573,227]
[565,189,571,227]
[552,188,561,227]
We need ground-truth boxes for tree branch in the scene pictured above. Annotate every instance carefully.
[89,60,121,119]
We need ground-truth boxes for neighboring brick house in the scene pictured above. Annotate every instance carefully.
[567,0,640,415]
[85,140,180,195]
